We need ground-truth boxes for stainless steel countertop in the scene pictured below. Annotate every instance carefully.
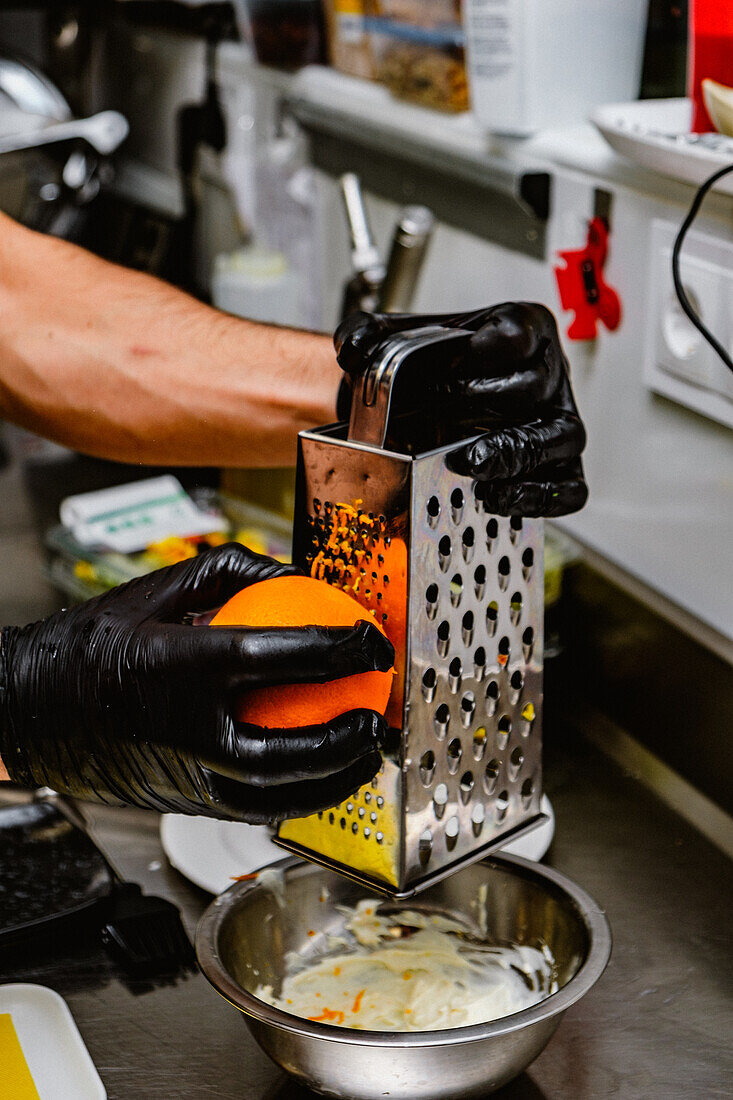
[2,730,731,1100]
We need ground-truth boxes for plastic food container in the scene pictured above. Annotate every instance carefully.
[324,0,375,79]
[235,0,327,69]
[366,0,469,112]
[463,0,648,134]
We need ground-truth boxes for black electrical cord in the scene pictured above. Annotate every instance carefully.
[671,161,733,374]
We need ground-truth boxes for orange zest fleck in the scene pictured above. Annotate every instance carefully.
[307,930,316,937]
[404,1008,412,1015]
[308,1008,345,1025]
[333,967,341,976]
[352,989,365,1014]
[230,872,259,881]
[402,970,413,981]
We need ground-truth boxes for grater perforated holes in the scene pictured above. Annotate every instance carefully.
[509,515,523,544]
[340,817,346,830]
[484,759,500,795]
[462,527,475,564]
[459,771,474,804]
[522,547,534,580]
[509,746,524,780]
[358,807,365,818]
[427,496,441,528]
[437,620,450,657]
[422,667,436,702]
[510,591,523,626]
[462,610,475,646]
[370,812,378,824]
[474,564,486,599]
[377,796,384,808]
[449,657,462,693]
[486,601,498,637]
[419,750,436,786]
[521,702,536,736]
[376,831,384,844]
[496,791,509,822]
[433,783,448,820]
[486,680,499,717]
[364,792,372,803]
[447,737,462,773]
[364,827,371,838]
[486,518,498,550]
[509,669,524,703]
[473,726,487,760]
[498,555,511,591]
[522,627,535,660]
[450,574,463,608]
[450,488,465,524]
[419,828,433,866]
[474,646,486,681]
[445,816,459,851]
[497,715,512,750]
[498,636,510,666]
[521,777,534,809]
[434,703,450,740]
[328,812,335,824]
[471,802,485,836]
[425,584,439,620]
[438,536,452,572]
[346,801,354,814]
[460,691,476,728]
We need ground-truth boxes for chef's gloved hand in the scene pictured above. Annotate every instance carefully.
[336,302,587,517]
[0,543,392,823]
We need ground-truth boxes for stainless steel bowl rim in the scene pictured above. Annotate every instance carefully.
[196,852,612,1048]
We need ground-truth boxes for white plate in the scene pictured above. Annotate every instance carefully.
[593,98,733,196]
[0,984,106,1100]
[161,796,555,896]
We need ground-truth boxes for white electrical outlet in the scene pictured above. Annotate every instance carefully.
[645,218,733,429]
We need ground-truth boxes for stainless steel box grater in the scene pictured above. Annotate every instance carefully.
[277,327,546,897]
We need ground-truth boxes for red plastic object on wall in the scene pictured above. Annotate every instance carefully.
[554,217,622,342]
[688,0,733,133]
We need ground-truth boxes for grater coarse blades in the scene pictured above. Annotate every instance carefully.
[276,326,547,897]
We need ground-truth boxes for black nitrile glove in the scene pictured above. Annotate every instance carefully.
[0,543,393,823]
[336,302,587,517]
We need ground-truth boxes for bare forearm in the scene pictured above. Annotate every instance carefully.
[0,213,340,466]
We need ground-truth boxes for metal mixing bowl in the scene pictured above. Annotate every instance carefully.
[196,854,611,1099]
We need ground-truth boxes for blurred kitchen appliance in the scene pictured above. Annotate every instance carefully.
[339,172,434,317]
[339,171,386,316]
[378,203,435,311]
[0,53,127,235]
[277,325,546,897]
[688,0,733,132]
[463,0,649,134]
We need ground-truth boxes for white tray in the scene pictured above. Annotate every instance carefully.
[592,98,733,196]
[0,984,105,1100]
[161,796,555,895]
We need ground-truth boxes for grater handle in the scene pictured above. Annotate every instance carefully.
[348,326,471,449]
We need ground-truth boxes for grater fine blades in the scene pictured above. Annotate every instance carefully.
[276,328,546,897]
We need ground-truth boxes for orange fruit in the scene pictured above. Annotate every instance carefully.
[210,575,394,728]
